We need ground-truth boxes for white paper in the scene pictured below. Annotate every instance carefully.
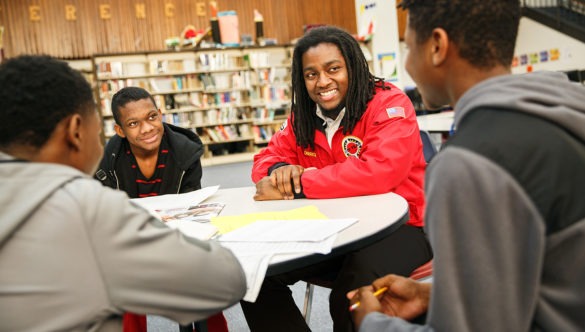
[220,235,336,255]
[220,234,338,302]
[218,218,357,242]
[235,254,272,302]
[166,220,219,240]
[131,186,219,213]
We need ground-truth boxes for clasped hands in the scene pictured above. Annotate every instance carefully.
[346,274,431,328]
[254,164,308,201]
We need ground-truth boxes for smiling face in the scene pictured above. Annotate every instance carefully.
[301,43,349,112]
[114,98,164,156]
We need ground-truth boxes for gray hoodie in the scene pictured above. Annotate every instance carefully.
[361,72,585,331]
[0,153,246,331]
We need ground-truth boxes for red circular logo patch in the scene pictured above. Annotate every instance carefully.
[342,136,363,158]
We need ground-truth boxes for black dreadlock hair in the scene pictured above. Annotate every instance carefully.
[290,26,388,149]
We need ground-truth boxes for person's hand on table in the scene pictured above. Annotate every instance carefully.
[347,274,431,328]
[269,165,305,200]
[254,177,285,201]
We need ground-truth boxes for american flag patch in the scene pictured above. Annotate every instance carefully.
[386,107,405,118]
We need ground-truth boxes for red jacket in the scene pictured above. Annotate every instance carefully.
[252,85,426,227]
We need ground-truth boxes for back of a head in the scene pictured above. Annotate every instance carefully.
[400,0,521,68]
[0,55,94,149]
[111,86,157,125]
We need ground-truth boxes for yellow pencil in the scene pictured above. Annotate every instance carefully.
[349,286,388,311]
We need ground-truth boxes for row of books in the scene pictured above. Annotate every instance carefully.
[149,76,201,92]
[199,71,252,90]
[257,85,289,103]
[99,75,202,97]
[157,108,248,127]
[97,54,246,78]
[152,91,250,111]
[150,59,196,74]
[204,124,251,142]
[198,53,245,71]
[161,112,191,128]
[252,124,278,142]
[252,107,288,122]
[97,61,146,78]
[201,108,248,125]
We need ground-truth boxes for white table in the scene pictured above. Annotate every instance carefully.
[417,110,454,133]
[203,187,409,275]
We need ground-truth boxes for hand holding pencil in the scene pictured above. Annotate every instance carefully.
[349,286,388,311]
[347,274,431,329]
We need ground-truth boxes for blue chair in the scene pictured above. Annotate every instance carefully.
[420,130,438,163]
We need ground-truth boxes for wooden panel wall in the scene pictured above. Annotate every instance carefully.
[0,0,357,59]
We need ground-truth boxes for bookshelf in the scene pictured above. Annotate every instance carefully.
[92,45,292,160]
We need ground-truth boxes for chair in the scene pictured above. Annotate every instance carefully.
[302,259,434,323]
[420,130,438,163]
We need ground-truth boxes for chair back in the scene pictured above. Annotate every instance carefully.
[420,130,438,163]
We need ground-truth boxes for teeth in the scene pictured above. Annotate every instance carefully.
[320,90,336,96]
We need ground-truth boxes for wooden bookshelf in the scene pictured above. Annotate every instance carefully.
[92,45,292,162]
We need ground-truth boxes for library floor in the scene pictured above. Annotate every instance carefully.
[148,160,333,331]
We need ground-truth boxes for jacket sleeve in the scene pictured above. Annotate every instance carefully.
[74,179,246,324]
[358,147,545,332]
[301,92,425,198]
[180,159,203,193]
[424,147,544,331]
[251,117,300,183]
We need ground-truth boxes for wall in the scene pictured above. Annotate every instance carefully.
[398,16,585,88]
[355,0,405,88]
[512,17,585,74]
[0,0,356,59]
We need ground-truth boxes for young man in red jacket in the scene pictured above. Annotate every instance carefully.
[243,26,432,332]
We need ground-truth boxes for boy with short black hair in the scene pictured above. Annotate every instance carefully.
[348,1,585,330]
[0,55,245,331]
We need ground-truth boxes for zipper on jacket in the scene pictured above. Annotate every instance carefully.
[109,152,120,190]
[176,170,186,194]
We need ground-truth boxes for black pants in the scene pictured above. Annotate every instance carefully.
[240,224,433,332]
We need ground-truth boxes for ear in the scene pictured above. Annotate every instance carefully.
[114,123,126,138]
[430,28,449,67]
[64,114,84,151]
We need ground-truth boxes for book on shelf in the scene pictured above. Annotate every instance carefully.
[225,125,239,139]
[110,62,123,77]
[206,109,219,124]
[206,127,222,142]
[193,111,204,125]
[153,95,165,110]
[100,98,112,116]
[124,62,147,76]
[189,92,201,107]
[164,95,175,110]
[183,59,196,72]
[199,73,216,90]
[212,72,232,89]
[149,77,175,92]
[239,124,251,138]
[103,119,116,137]
[216,125,228,140]
[174,93,191,109]
[252,125,262,141]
